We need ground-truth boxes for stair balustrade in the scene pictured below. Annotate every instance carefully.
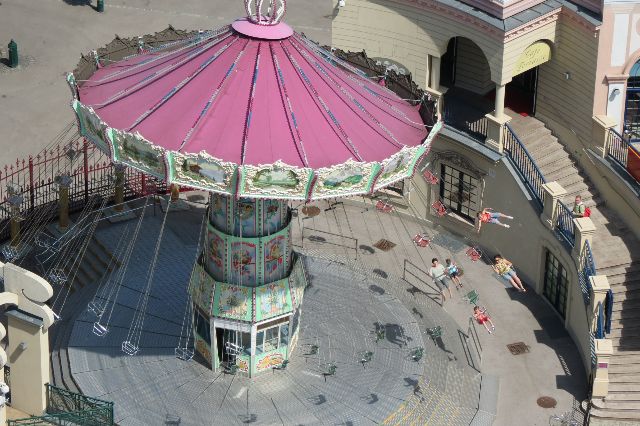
[555,202,575,247]
[503,123,546,208]
[579,240,597,305]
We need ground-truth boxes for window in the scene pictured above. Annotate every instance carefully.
[194,308,211,346]
[439,164,478,220]
[625,61,640,141]
[543,250,569,318]
[255,322,289,354]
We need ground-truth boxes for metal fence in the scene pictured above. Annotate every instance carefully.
[504,123,546,208]
[607,128,632,169]
[442,106,488,142]
[0,130,165,242]
[7,384,114,426]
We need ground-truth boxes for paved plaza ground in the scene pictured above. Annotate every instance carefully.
[54,194,588,425]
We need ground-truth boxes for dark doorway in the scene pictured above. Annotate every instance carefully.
[216,327,224,365]
[440,38,457,88]
[505,67,538,116]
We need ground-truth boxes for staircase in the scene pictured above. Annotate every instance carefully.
[507,110,640,422]
[49,235,120,393]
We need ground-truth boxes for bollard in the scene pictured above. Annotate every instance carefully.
[97,0,104,12]
[8,40,18,68]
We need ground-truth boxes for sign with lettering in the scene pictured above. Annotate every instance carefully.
[513,42,551,77]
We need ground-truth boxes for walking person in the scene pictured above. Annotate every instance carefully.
[477,207,514,232]
[445,258,463,289]
[429,258,452,304]
[473,306,495,334]
[493,255,526,292]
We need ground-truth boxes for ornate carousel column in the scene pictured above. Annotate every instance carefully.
[188,192,307,376]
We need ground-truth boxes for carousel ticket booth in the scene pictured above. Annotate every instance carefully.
[189,193,307,376]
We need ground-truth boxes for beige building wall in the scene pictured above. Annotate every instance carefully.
[331,0,506,89]
[536,15,599,144]
[502,19,558,83]
[408,133,591,372]
[594,2,640,129]
[7,314,49,415]
[455,38,494,94]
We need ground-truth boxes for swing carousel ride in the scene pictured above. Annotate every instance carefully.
[64,0,442,380]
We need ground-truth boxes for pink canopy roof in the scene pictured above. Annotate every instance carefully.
[76,22,428,170]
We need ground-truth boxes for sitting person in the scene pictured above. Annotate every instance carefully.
[493,255,526,292]
[429,258,453,304]
[477,208,513,232]
[473,306,495,334]
[445,258,463,289]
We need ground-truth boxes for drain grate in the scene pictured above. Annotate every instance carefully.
[302,205,321,217]
[506,342,530,355]
[373,239,396,252]
[536,396,557,408]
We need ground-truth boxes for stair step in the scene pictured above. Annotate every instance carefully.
[605,393,640,402]
[611,352,640,362]
[609,382,640,392]
[589,407,640,420]
[592,398,640,410]
[609,371,640,382]
[600,261,640,278]
[610,363,640,374]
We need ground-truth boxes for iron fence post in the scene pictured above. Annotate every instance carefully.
[28,156,34,211]
[83,140,89,202]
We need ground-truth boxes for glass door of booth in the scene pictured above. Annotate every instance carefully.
[216,328,250,368]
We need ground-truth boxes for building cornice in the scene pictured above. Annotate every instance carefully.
[504,8,561,42]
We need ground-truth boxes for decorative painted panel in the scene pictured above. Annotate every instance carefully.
[236,355,250,373]
[264,235,286,283]
[107,128,167,179]
[230,241,257,285]
[254,347,287,373]
[189,263,215,315]
[213,283,253,321]
[206,227,226,281]
[312,159,379,199]
[72,101,110,155]
[255,279,292,321]
[240,161,314,199]
[168,151,237,194]
[234,198,259,237]
[195,336,212,366]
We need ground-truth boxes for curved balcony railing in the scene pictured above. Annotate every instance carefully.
[578,240,596,305]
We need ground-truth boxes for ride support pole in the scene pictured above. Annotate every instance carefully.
[114,164,126,212]
[9,206,20,248]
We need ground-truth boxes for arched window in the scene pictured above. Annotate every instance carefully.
[624,60,640,140]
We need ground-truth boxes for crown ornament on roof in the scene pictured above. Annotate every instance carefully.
[244,0,286,26]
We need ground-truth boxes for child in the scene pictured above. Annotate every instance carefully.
[445,258,463,289]
[477,207,513,232]
[473,306,495,334]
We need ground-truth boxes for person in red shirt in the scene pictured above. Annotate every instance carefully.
[477,207,513,232]
[473,306,495,334]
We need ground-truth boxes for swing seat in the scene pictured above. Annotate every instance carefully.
[465,247,482,262]
[122,341,140,356]
[48,269,68,286]
[463,290,480,305]
[426,326,442,342]
[87,301,104,317]
[35,232,55,249]
[92,322,109,337]
[410,347,424,361]
[431,200,448,217]
[272,360,289,370]
[53,312,62,322]
[1,246,19,262]
[375,200,394,213]
[360,351,374,364]
[322,363,337,376]
[412,234,430,247]
[422,170,439,184]
[305,344,319,355]
[175,347,194,361]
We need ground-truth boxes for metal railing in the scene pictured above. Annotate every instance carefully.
[595,302,605,339]
[442,106,488,142]
[607,128,635,169]
[504,123,546,208]
[578,240,596,305]
[556,202,575,248]
[605,289,613,335]
[8,384,114,426]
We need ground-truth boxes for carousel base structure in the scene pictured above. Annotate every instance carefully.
[61,205,482,425]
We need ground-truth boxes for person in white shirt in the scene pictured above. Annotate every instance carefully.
[429,258,452,304]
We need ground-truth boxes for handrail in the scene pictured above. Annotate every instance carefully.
[467,316,483,365]
[605,289,613,335]
[595,302,605,339]
[504,123,547,208]
[578,240,596,305]
[608,128,640,169]
[555,201,575,247]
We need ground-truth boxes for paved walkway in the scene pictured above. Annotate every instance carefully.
[65,199,481,425]
[291,196,588,425]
